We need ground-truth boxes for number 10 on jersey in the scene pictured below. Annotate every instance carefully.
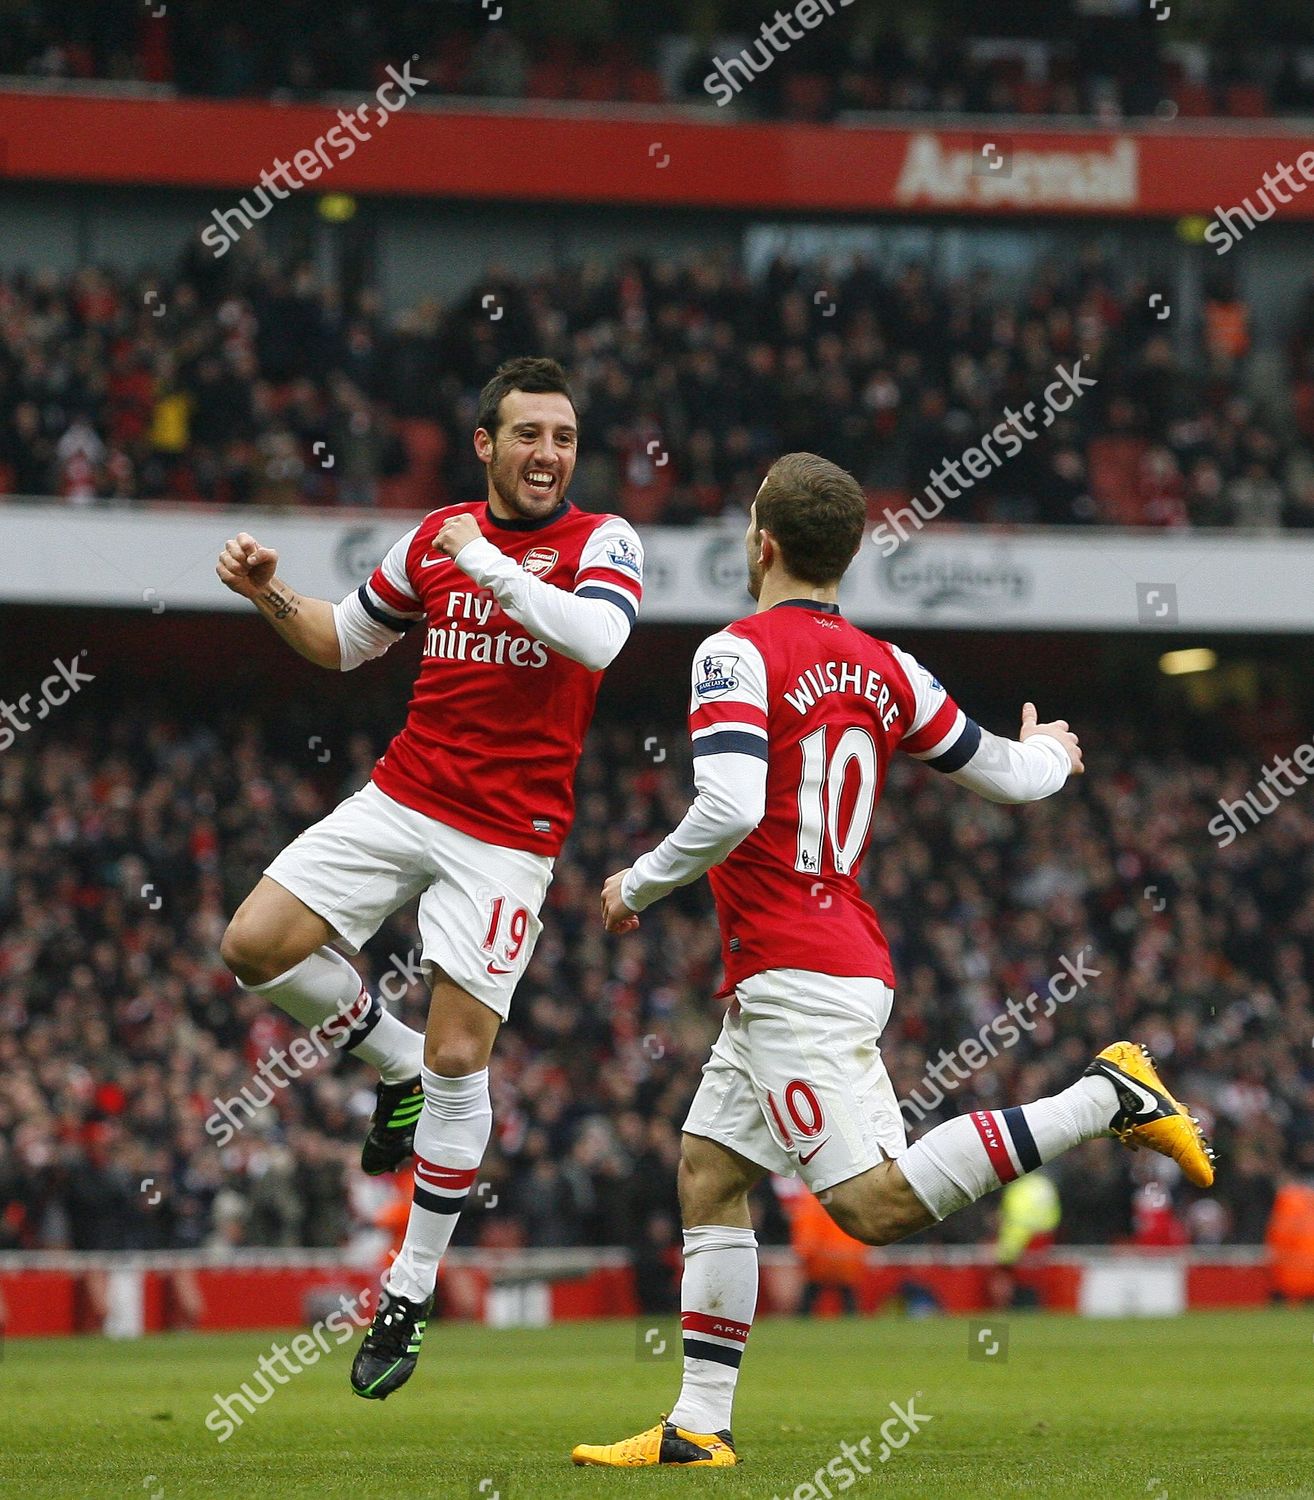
[794,725,878,877]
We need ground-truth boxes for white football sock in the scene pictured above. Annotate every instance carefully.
[897,1076,1118,1220]
[249,946,423,1084]
[386,1067,492,1303]
[667,1224,758,1436]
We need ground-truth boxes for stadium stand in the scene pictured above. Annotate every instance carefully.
[3,255,1313,529]
[2,695,1308,1259]
[4,4,1313,1492]
[5,0,1314,122]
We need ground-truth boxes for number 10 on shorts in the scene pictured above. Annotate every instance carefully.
[482,894,530,976]
[765,1079,826,1155]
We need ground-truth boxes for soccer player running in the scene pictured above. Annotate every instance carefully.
[573,452,1214,1469]
[215,358,644,1400]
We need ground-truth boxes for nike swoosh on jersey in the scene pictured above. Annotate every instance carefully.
[798,1139,830,1165]
[486,961,515,976]
[419,553,452,568]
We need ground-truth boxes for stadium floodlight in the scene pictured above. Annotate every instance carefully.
[1159,648,1218,675]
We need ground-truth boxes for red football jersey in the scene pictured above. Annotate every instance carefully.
[691,600,974,992]
[361,500,643,855]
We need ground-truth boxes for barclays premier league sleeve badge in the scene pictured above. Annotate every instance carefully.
[606,537,642,575]
[696,654,740,698]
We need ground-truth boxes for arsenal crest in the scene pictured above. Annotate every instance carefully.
[522,547,558,577]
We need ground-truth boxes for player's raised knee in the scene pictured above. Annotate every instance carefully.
[221,879,333,987]
[220,893,309,987]
[219,910,278,987]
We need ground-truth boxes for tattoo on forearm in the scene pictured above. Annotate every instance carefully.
[261,585,299,621]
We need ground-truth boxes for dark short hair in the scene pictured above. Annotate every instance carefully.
[754,452,867,585]
[476,357,577,440]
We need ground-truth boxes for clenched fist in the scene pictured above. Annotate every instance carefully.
[436,512,483,559]
[217,533,278,598]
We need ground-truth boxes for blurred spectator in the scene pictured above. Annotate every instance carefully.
[775,1177,866,1316]
[1266,1154,1314,1302]
[995,1171,1062,1265]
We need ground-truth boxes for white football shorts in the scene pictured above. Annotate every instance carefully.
[683,968,906,1194]
[264,780,552,1018]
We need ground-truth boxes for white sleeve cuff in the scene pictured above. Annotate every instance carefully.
[947,728,1071,804]
[620,865,650,913]
[333,589,404,671]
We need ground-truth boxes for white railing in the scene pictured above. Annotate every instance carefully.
[0,1244,1270,1274]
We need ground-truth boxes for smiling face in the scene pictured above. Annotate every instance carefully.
[476,389,578,520]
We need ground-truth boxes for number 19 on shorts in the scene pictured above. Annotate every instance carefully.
[482,894,531,976]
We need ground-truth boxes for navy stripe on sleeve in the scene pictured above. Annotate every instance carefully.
[356,583,416,634]
[692,731,770,760]
[924,715,981,774]
[576,584,637,626]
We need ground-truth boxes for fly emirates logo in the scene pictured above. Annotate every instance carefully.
[423,590,550,668]
[784,658,903,730]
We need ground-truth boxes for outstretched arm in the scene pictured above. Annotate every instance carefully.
[216,533,341,669]
[947,702,1082,803]
[436,513,644,672]
[218,529,422,672]
[893,646,1081,803]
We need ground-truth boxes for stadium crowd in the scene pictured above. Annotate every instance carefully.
[6,0,1314,122]
[1,691,1310,1265]
[4,250,1314,531]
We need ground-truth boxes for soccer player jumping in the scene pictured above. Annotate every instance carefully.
[573,451,1213,1469]
[216,357,644,1399]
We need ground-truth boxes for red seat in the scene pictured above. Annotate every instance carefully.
[1172,82,1216,118]
[626,67,667,104]
[1014,79,1054,114]
[850,75,885,110]
[1291,379,1314,441]
[1224,83,1269,118]
[525,61,573,100]
[574,64,626,103]
[782,72,832,121]
[1087,435,1149,525]
[378,418,447,510]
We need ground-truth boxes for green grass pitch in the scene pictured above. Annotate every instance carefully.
[2,1309,1311,1498]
